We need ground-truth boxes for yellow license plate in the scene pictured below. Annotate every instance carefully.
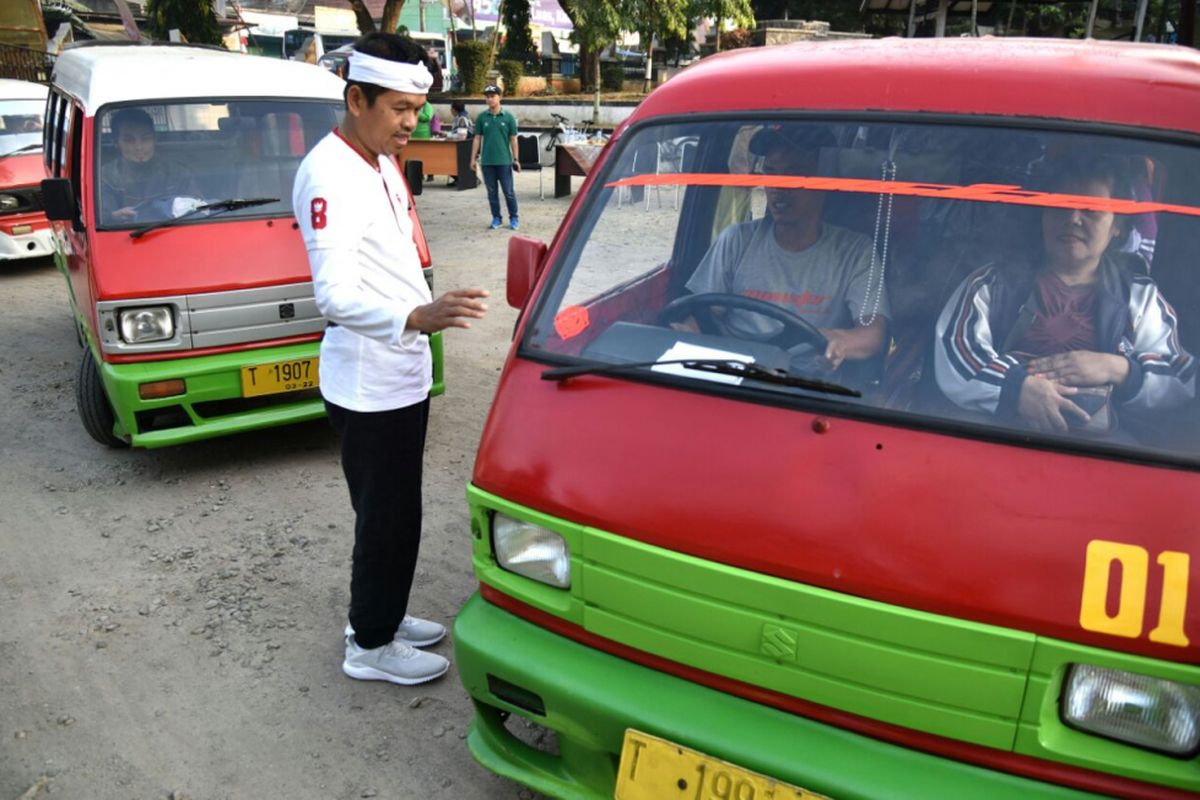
[615,729,828,800]
[240,357,319,398]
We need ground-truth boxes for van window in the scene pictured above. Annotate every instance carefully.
[525,119,1200,464]
[94,99,343,229]
[0,96,43,157]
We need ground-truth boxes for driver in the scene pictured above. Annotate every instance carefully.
[99,108,195,224]
[684,126,889,370]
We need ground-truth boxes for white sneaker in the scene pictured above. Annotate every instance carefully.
[342,637,449,686]
[343,615,446,647]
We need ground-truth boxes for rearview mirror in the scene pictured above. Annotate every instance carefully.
[41,178,78,226]
[507,234,547,309]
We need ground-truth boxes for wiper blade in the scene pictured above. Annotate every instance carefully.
[129,197,280,239]
[0,143,42,159]
[541,357,861,397]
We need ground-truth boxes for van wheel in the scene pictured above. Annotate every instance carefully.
[77,349,127,448]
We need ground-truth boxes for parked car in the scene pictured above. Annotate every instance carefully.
[0,78,53,263]
[455,38,1200,799]
[41,43,443,448]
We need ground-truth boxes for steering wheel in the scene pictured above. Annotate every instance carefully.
[659,292,829,352]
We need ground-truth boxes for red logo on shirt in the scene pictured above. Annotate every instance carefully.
[311,198,328,230]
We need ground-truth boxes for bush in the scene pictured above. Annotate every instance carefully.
[496,59,524,96]
[453,40,491,95]
[721,28,755,50]
[600,61,625,92]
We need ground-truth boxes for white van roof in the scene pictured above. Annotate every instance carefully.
[52,45,346,113]
[0,79,49,102]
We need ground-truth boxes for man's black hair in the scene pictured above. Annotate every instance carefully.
[111,108,155,136]
[344,32,430,107]
[450,100,467,114]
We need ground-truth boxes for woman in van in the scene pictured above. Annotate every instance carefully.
[99,108,196,224]
[934,153,1195,436]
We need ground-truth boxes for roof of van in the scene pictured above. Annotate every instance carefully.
[52,44,346,112]
[0,79,48,102]
[633,37,1200,136]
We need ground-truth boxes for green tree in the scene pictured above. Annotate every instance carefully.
[560,0,622,92]
[690,0,754,51]
[501,0,540,70]
[620,0,691,91]
[143,0,222,45]
[344,0,408,35]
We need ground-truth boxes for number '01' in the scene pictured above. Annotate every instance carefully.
[1079,540,1190,647]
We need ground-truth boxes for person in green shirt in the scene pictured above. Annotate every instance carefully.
[412,101,435,140]
[469,84,521,230]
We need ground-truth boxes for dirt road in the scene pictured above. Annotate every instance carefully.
[0,169,577,799]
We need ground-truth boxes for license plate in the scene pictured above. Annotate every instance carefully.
[240,357,319,398]
[615,729,828,800]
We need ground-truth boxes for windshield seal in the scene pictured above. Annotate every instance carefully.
[515,110,1200,472]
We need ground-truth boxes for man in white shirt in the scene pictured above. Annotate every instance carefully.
[293,32,489,686]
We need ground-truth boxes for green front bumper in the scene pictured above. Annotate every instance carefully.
[455,593,1097,800]
[457,488,1199,799]
[98,331,444,448]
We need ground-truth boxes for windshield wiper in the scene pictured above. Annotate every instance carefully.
[0,143,42,159]
[129,197,280,239]
[541,357,861,397]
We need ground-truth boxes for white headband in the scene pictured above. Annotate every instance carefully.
[347,50,433,94]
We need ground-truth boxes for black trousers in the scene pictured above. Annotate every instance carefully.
[326,398,430,650]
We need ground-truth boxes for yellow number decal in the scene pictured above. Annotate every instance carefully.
[1080,540,1191,647]
[1149,551,1191,647]
[1080,540,1148,638]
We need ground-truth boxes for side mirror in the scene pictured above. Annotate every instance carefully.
[41,178,78,226]
[507,234,547,309]
[403,158,423,196]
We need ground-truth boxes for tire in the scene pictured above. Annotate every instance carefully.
[76,349,127,448]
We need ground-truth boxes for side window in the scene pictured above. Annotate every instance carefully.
[68,106,83,214]
[54,95,70,179]
[44,92,63,176]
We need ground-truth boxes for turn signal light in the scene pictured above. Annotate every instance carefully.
[138,379,186,400]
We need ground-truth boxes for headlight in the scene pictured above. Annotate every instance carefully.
[492,513,570,588]
[1062,664,1200,757]
[0,194,20,212]
[118,306,174,343]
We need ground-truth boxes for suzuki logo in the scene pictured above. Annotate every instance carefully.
[761,623,798,661]
[278,302,295,320]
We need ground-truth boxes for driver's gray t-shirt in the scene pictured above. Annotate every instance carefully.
[685,219,889,338]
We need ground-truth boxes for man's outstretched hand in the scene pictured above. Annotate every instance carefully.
[408,288,490,333]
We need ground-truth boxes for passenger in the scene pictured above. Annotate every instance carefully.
[449,100,473,136]
[934,154,1195,434]
[684,125,890,371]
[99,108,194,223]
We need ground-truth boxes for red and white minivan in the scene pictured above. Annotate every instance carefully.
[0,78,53,263]
[41,43,442,447]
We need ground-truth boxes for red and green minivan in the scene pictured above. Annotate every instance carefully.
[455,38,1200,799]
[42,43,441,447]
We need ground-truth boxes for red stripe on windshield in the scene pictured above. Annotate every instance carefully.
[605,173,1200,218]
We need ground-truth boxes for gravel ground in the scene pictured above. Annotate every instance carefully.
[0,168,577,800]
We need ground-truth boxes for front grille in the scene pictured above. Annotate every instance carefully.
[98,282,325,355]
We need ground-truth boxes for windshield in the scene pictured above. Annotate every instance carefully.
[95,100,343,230]
[0,98,44,155]
[525,118,1200,464]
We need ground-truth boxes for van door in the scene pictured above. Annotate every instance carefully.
[50,93,92,340]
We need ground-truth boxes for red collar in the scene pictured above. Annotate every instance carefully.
[333,127,380,172]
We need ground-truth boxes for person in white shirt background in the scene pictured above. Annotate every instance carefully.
[292,32,489,686]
